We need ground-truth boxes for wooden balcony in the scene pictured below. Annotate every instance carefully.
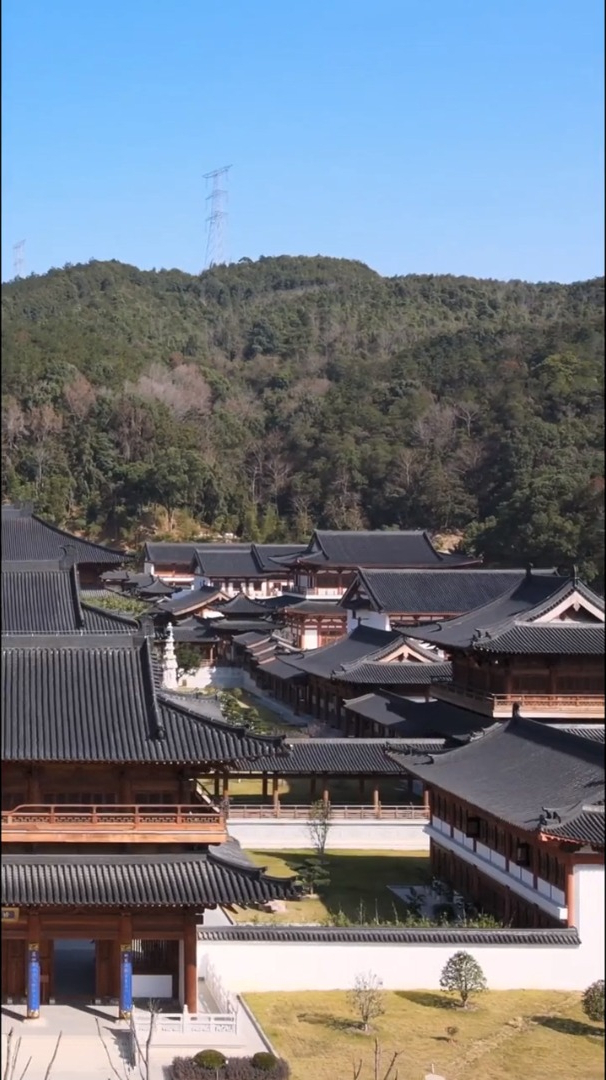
[431,683,605,719]
[1,804,227,844]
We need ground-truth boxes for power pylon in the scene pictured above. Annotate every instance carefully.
[13,240,25,279]
[203,166,232,269]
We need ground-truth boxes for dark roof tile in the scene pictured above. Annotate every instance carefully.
[343,568,564,616]
[2,637,285,764]
[2,845,298,908]
[2,505,125,565]
[396,717,604,844]
[197,925,580,946]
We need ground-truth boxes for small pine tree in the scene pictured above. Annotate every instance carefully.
[582,980,605,1024]
[439,951,488,1008]
[293,855,330,895]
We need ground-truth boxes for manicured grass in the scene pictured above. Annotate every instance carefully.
[230,849,430,924]
[245,990,605,1080]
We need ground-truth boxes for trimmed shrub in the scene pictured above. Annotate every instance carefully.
[251,1053,280,1072]
[582,980,605,1024]
[225,1058,290,1079]
[171,1055,290,1080]
[193,1050,228,1069]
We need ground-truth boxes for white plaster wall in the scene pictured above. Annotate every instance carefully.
[198,939,598,993]
[346,611,392,634]
[302,626,319,650]
[430,819,568,920]
[132,975,173,998]
[574,864,605,960]
[226,820,430,851]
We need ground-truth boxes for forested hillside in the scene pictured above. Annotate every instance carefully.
[2,256,604,581]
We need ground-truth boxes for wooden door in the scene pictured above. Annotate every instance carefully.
[96,940,119,1000]
[2,940,26,1000]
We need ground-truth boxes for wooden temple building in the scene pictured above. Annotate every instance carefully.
[269,529,479,600]
[403,571,605,721]
[398,717,604,930]
[1,562,298,1018]
[340,567,569,633]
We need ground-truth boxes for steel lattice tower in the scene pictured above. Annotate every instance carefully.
[13,240,25,279]
[203,166,232,269]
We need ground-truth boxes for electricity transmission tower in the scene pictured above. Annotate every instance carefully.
[13,240,26,278]
[203,166,232,269]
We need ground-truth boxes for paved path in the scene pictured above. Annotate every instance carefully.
[2,992,268,1079]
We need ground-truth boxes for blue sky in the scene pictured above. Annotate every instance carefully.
[2,0,604,283]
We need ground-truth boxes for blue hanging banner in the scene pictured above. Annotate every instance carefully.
[27,944,40,1018]
[120,946,133,1018]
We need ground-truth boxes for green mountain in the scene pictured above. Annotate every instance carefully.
[2,256,604,580]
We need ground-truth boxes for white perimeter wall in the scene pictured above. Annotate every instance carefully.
[227,819,430,851]
[198,938,601,993]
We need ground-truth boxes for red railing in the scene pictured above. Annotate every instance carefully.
[431,684,604,713]
[226,803,428,820]
[1,803,224,830]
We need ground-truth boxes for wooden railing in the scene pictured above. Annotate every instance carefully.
[431,683,604,716]
[1,804,226,842]
[226,803,428,821]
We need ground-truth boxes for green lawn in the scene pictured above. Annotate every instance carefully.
[246,990,605,1080]
[230,849,430,924]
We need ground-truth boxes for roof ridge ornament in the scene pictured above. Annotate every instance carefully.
[59,544,77,570]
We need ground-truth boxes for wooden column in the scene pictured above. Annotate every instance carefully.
[26,912,41,1019]
[118,912,133,1020]
[118,770,130,804]
[184,916,198,1013]
[262,773,268,798]
[272,775,280,816]
[423,787,430,814]
[310,775,317,801]
[222,772,229,797]
[322,776,329,805]
[214,770,221,798]
[28,767,41,804]
[373,784,380,818]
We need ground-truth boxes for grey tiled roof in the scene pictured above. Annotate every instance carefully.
[155,585,225,616]
[343,694,490,739]
[1,563,137,635]
[271,529,476,568]
[2,505,125,565]
[2,636,285,763]
[541,808,604,847]
[396,717,604,845]
[343,568,565,615]
[231,739,416,775]
[556,725,605,743]
[404,574,604,652]
[197,925,580,946]
[282,626,407,678]
[336,660,453,685]
[215,593,273,616]
[232,631,273,646]
[2,844,298,908]
[472,623,604,655]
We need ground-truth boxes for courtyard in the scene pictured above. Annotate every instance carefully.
[230,849,431,924]
[246,989,605,1080]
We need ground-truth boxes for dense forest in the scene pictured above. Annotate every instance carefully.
[1,256,604,582]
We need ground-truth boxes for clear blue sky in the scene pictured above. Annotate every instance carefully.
[2,0,604,283]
